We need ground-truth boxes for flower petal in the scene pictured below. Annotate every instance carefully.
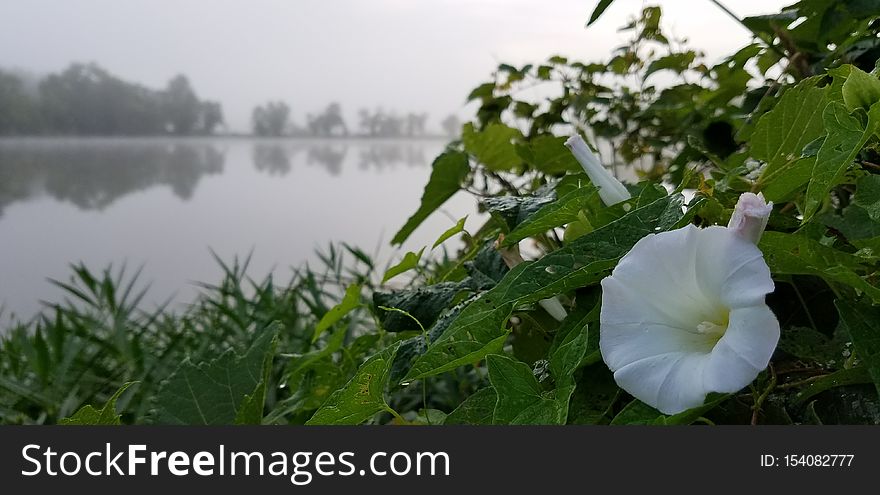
[612,352,709,414]
[600,224,712,329]
[655,353,711,414]
[599,318,715,372]
[711,304,780,372]
[694,226,774,309]
[702,305,778,393]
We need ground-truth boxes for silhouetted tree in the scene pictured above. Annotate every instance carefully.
[441,114,461,137]
[358,108,408,137]
[0,63,223,136]
[163,75,200,135]
[358,108,382,136]
[38,63,164,135]
[307,102,349,136]
[405,112,428,136]
[0,70,40,134]
[199,101,224,134]
[252,101,290,136]
[381,113,404,136]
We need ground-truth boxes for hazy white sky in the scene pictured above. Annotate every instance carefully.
[0,0,791,132]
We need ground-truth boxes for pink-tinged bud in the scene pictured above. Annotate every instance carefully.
[727,192,773,245]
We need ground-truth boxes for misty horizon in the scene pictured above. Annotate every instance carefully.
[1,0,791,132]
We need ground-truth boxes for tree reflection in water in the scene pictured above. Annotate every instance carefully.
[0,138,436,220]
[0,138,225,217]
[250,140,430,177]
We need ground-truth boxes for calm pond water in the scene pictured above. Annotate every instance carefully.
[0,137,477,320]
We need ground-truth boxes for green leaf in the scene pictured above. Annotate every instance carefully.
[836,299,880,398]
[266,326,351,424]
[444,387,498,425]
[464,241,510,289]
[820,201,880,244]
[373,282,464,333]
[488,354,562,424]
[404,193,690,382]
[59,382,136,425]
[760,231,880,302]
[286,324,348,382]
[482,187,556,232]
[741,11,798,36]
[467,82,495,102]
[611,394,729,425]
[236,380,269,425]
[644,52,696,78]
[548,311,590,389]
[382,247,425,283]
[153,324,279,425]
[662,393,730,425]
[492,309,591,425]
[753,77,830,201]
[760,157,815,202]
[804,101,880,221]
[567,365,618,424]
[391,150,470,245]
[388,294,476,384]
[610,399,660,425]
[794,367,873,404]
[587,0,615,26]
[778,326,844,366]
[432,216,468,249]
[462,122,523,172]
[305,342,400,425]
[842,65,880,112]
[312,284,361,342]
[853,175,880,222]
[502,186,599,246]
[516,135,582,175]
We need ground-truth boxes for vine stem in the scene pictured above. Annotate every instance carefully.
[751,363,777,425]
[384,406,406,423]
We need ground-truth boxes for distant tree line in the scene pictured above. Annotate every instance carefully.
[0,63,223,136]
[252,100,461,138]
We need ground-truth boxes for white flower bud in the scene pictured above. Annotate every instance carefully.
[727,192,773,245]
[565,134,631,206]
[495,235,568,322]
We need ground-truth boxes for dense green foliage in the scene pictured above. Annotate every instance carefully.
[2,1,880,425]
[0,63,223,135]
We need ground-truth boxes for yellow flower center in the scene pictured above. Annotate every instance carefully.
[695,311,730,346]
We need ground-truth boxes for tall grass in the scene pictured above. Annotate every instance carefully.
[0,245,378,424]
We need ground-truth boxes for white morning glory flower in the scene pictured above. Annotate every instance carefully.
[599,192,779,415]
[565,134,631,205]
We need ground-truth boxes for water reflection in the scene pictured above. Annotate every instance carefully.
[0,137,455,319]
[0,139,225,216]
[252,143,295,175]
[250,140,430,177]
[358,143,426,170]
[306,144,347,175]
[0,138,435,218]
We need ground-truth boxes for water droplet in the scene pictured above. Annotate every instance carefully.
[622,203,633,212]
[400,381,412,387]
[545,266,557,274]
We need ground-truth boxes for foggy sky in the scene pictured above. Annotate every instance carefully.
[0,0,790,132]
